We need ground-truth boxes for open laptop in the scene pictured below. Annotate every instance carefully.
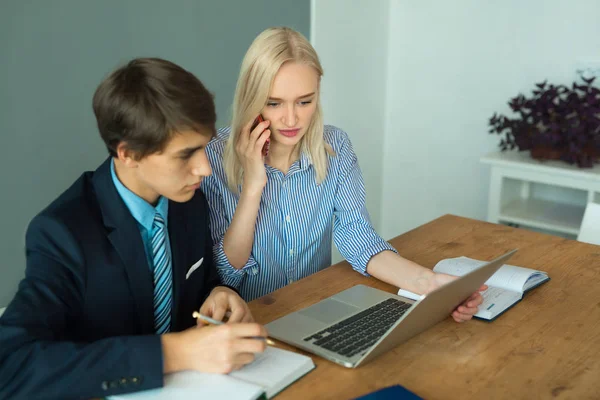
[265,249,517,368]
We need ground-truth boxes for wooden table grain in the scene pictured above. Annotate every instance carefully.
[248,215,600,400]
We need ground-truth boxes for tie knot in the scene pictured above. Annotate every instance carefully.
[153,213,165,227]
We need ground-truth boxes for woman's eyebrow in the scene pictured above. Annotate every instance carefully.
[268,92,316,101]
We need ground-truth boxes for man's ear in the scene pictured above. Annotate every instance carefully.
[115,142,141,167]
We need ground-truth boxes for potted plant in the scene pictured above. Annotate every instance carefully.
[489,77,600,167]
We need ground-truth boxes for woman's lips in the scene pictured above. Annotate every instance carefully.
[279,128,300,137]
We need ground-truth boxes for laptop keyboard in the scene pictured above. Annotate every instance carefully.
[303,298,411,358]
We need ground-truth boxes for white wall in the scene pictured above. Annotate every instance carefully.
[311,0,390,232]
[313,0,600,243]
[381,0,600,239]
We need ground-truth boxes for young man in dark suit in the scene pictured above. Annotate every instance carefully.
[0,58,267,400]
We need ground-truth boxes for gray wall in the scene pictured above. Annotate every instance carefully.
[0,0,310,307]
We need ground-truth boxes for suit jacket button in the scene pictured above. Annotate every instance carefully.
[109,380,119,389]
[101,381,109,390]
[120,378,127,386]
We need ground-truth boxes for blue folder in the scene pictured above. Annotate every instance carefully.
[354,384,423,400]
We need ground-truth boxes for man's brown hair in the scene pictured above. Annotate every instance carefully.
[93,58,216,158]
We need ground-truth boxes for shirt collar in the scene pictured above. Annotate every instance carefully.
[110,159,169,231]
[266,149,313,175]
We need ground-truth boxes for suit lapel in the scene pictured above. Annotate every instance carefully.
[168,201,187,330]
[92,158,155,334]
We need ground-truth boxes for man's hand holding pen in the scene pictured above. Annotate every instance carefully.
[160,286,268,374]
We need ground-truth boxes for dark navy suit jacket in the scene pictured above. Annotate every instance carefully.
[0,158,224,399]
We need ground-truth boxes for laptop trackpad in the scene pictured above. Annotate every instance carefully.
[299,299,360,324]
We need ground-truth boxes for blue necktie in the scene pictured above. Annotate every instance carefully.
[151,213,172,334]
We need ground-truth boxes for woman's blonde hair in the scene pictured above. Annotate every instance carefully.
[224,26,334,193]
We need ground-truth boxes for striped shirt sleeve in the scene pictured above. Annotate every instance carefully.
[332,130,398,276]
[201,174,258,289]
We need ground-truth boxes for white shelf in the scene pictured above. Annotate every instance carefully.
[482,151,600,239]
[481,151,600,182]
[499,198,585,235]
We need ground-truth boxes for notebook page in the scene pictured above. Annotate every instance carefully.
[109,371,264,400]
[434,257,544,292]
[475,286,523,319]
[523,272,549,291]
[230,346,314,398]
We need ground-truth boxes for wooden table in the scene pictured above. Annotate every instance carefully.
[248,215,600,400]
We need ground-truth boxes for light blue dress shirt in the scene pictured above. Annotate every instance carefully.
[110,160,170,269]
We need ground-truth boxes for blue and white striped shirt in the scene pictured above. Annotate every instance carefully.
[201,125,396,301]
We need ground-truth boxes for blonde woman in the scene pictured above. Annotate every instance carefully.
[202,27,483,322]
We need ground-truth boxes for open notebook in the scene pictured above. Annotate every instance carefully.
[110,347,315,400]
[398,256,549,321]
